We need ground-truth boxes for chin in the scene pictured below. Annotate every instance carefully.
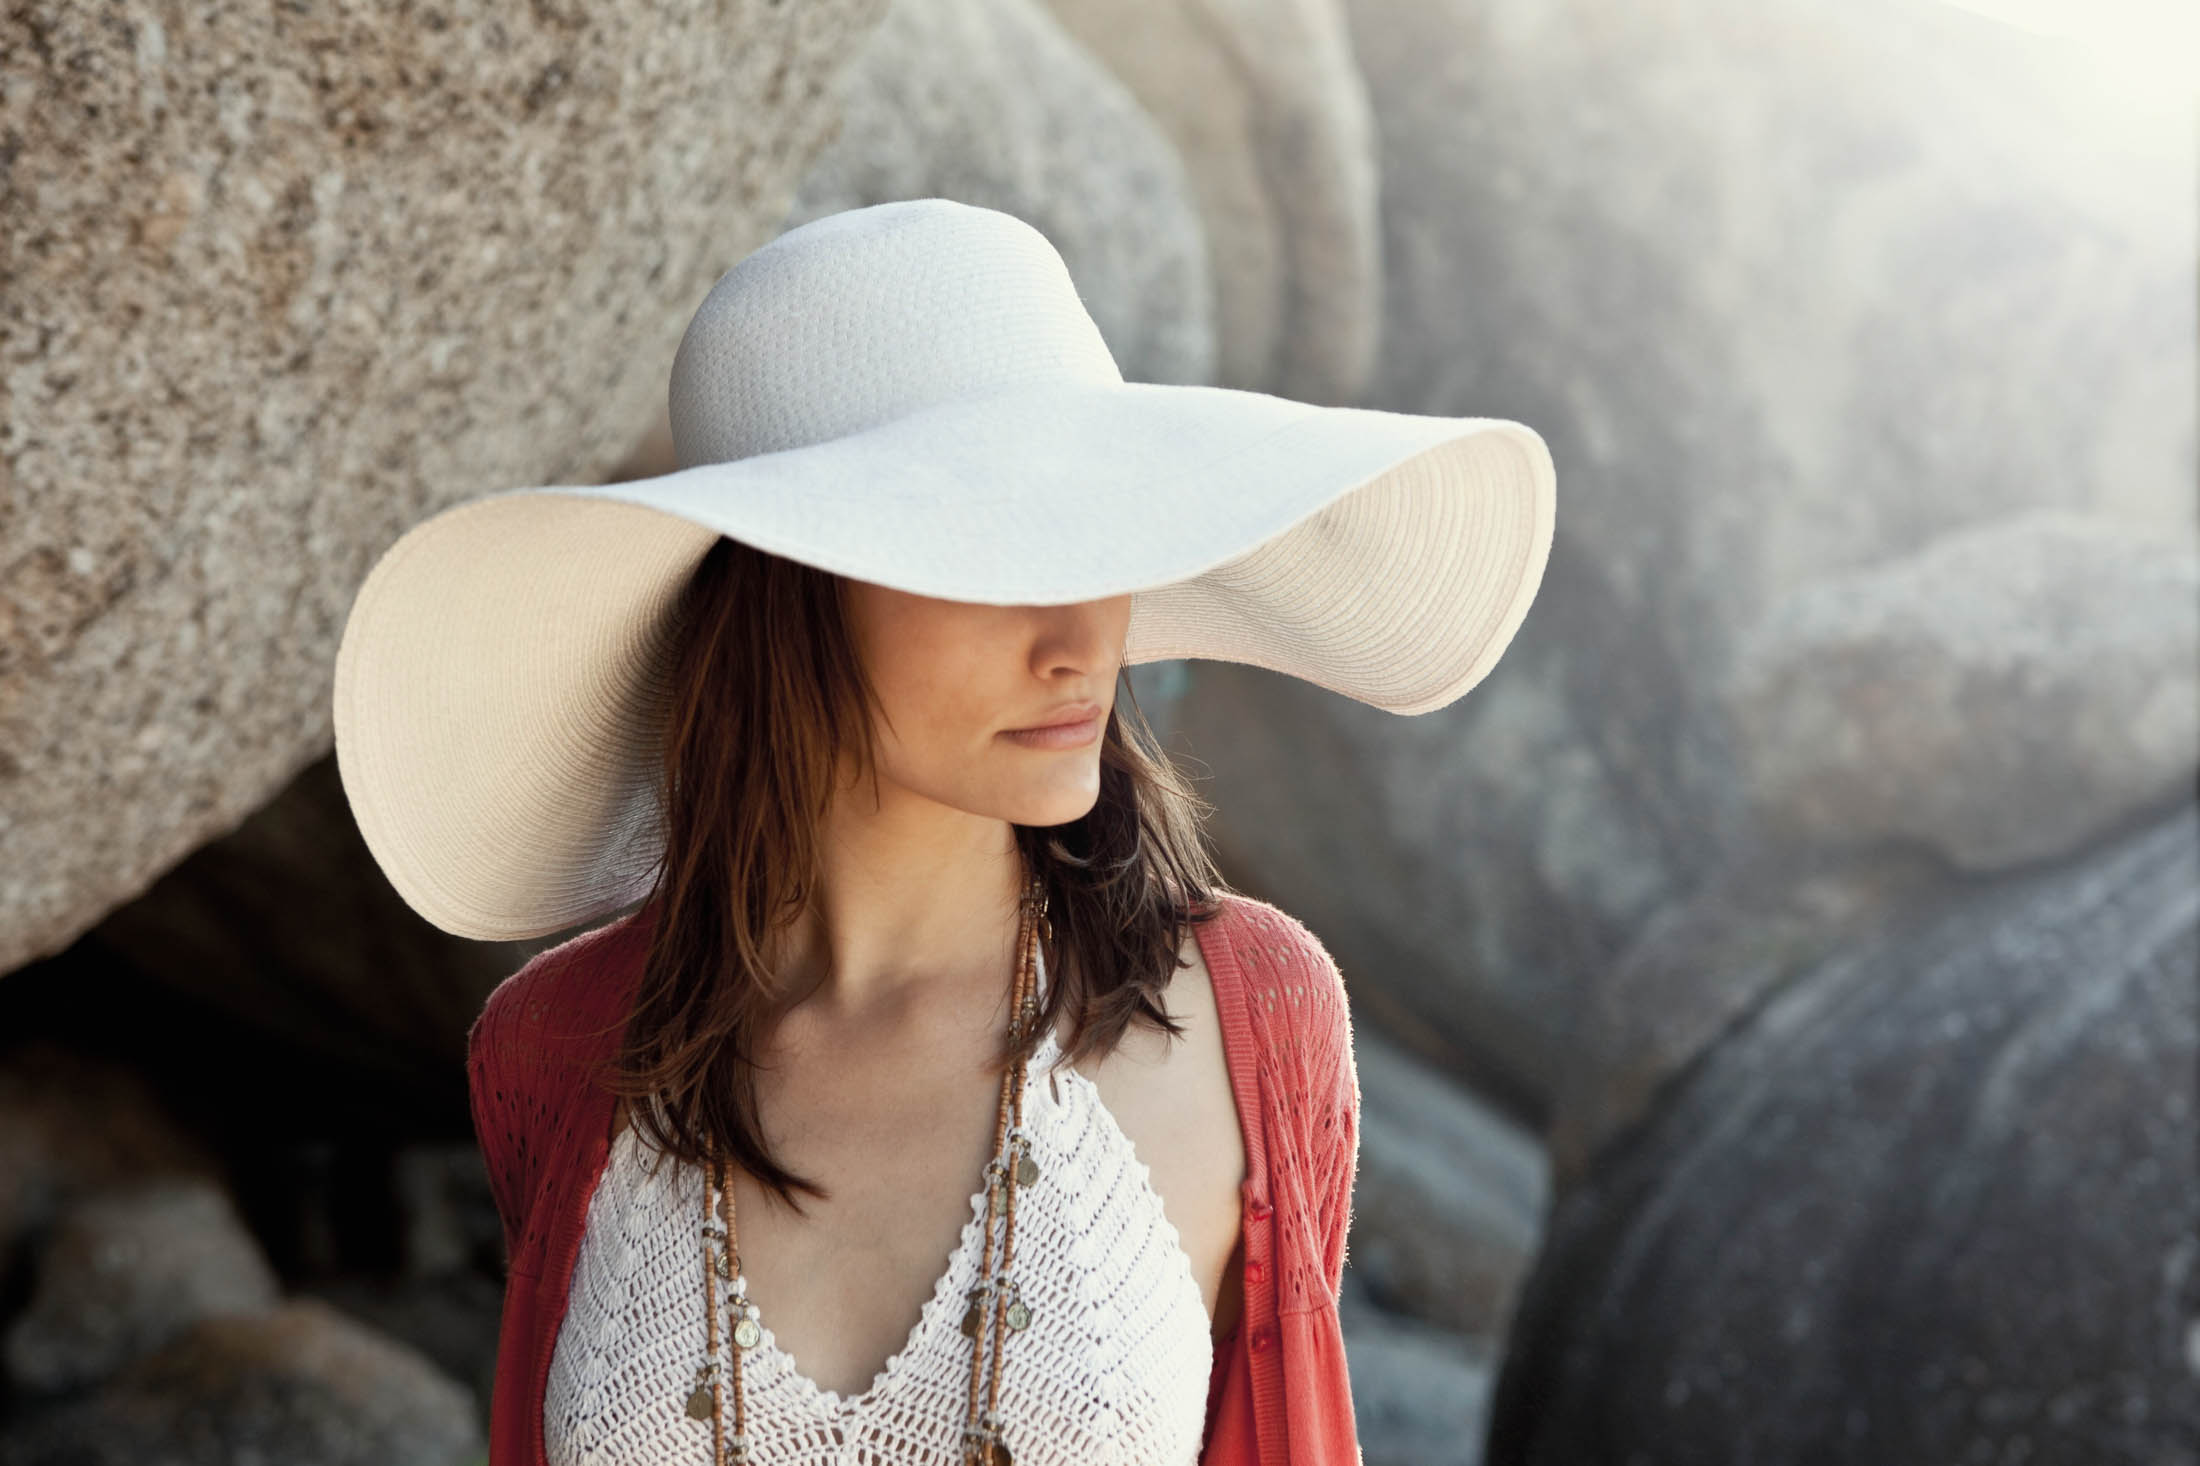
[1008,773,1103,828]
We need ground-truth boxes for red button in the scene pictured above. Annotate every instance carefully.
[1248,1199,1273,1222]
[1250,1325,1275,1352]
[1245,1259,1266,1283]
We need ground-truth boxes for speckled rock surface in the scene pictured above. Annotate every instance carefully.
[787,0,1217,389]
[1037,0,1379,402]
[0,0,887,974]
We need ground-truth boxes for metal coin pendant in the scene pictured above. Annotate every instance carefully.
[686,1384,714,1420]
[1016,1153,1040,1186]
[733,1317,762,1349]
[1006,1298,1031,1331]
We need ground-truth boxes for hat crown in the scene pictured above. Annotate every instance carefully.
[668,199,1123,470]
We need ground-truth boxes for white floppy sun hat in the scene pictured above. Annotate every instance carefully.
[333,197,1556,942]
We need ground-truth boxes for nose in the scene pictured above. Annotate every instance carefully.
[1028,596,1130,675]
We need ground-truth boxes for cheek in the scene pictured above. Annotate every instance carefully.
[866,622,1002,758]
[866,641,1098,820]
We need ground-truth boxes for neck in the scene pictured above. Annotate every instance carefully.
[767,774,1028,1026]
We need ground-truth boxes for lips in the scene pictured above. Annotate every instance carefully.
[1006,701,1103,734]
[999,701,1105,749]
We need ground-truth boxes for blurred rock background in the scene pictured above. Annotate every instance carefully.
[3,0,2194,1462]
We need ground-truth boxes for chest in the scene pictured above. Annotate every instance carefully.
[593,930,1247,1409]
[549,1019,1225,1464]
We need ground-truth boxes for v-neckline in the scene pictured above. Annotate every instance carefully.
[736,953,1067,1422]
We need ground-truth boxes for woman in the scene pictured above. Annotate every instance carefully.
[332,198,1555,1466]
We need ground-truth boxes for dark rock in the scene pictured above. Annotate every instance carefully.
[5,1178,280,1394]
[1485,800,2200,1466]
[0,1298,482,1466]
[1350,1027,1546,1336]
[1341,1268,1497,1466]
[0,1043,222,1256]
[1546,839,1957,1193]
[85,757,539,1109]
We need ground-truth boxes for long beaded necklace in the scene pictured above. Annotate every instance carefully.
[685,867,1051,1466]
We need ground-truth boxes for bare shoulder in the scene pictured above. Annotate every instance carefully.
[1068,911,1250,1329]
[1069,913,1247,1183]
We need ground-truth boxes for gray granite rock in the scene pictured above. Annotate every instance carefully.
[1728,508,2200,871]
[788,0,1218,389]
[1485,799,2200,1466]
[1,0,889,973]
[1349,1026,1546,1337]
[1545,839,1958,1191]
[1341,1269,1497,1466]
[1036,0,1380,402]
[1169,642,1665,1124]
[1179,0,2195,1118]
[0,1298,482,1466]
[5,1178,281,1394]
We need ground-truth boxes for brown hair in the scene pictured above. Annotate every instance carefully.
[603,534,1233,1214]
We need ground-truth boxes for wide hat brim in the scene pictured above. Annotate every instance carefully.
[333,374,1555,941]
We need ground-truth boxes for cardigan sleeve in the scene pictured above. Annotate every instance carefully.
[1273,909,1360,1301]
[1252,903,1365,1464]
[466,971,534,1273]
[463,909,655,1282]
[1311,948,1360,1301]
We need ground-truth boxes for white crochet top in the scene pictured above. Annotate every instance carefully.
[543,946,1214,1465]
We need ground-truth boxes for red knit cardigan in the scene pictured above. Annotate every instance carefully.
[465,888,1363,1465]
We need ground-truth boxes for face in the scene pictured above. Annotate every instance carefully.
[838,581,1134,828]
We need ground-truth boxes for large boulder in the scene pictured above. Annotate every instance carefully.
[1177,0,2196,1115]
[1544,838,1957,1192]
[1484,799,2200,1465]
[1170,640,1661,1123]
[0,1298,482,1466]
[1349,1026,1545,1337]
[5,1177,282,1394]
[1727,508,2200,871]
[1036,0,1380,402]
[789,0,1218,389]
[2,0,890,974]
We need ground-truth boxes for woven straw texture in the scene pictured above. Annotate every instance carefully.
[333,198,1556,941]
